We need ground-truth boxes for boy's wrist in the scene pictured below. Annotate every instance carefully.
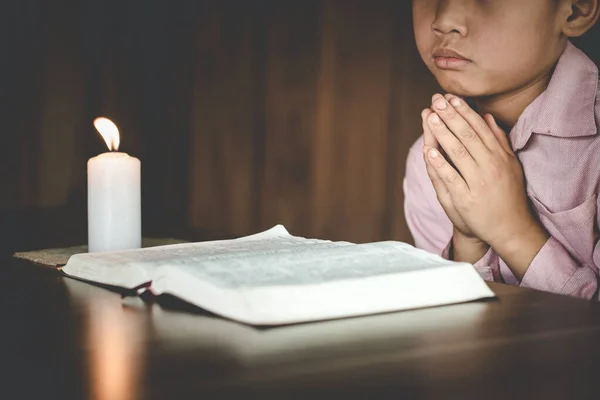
[488,220,550,280]
[451,229,490,263]
[490,219,548,255]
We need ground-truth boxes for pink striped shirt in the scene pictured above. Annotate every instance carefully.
[404,42,600,300]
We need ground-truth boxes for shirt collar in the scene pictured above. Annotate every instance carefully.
[510,41,598,152]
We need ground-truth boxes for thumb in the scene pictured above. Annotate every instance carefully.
[485,114,513,154]
[421,108,439,149]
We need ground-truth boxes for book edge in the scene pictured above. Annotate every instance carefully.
[152,264,494,326]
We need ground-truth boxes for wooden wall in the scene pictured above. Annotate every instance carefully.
[187,0,440,243]
[4,0,598,255]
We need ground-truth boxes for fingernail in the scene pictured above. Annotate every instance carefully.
[429,149,439,158]
[450,97,461,107]
[429,114,440,124]
[434,99,447,110]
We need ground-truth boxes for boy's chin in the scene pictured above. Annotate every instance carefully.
[438,84,479,98]
[436,77,487,98]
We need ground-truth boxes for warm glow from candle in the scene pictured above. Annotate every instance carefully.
[93,117,120,151]
[87,299,144,400]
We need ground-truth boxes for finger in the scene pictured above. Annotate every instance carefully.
[423,146,454,206]
[444,93,464,103]
[484,113,513,154]
[444,94,504,153]
[432,95,491,165]
[424,147,469,196]
[426,110,479,184]
[434,94,468,167]
[421,108,439,149]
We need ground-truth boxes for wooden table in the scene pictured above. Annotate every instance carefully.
[3,257,600,400]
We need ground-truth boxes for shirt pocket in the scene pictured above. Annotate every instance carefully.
[528,193,598,266]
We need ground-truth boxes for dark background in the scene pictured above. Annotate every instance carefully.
[2,0,599,257]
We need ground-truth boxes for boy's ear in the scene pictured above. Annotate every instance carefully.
[561,0,600,37]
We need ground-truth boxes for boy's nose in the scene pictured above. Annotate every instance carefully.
[431,0,468,38]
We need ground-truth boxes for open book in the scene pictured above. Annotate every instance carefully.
[62,225,495,325]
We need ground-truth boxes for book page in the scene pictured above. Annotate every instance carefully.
[161,241,456,289]
[64,225,293,268]
[64,224,465,294]
[62,225,321,286]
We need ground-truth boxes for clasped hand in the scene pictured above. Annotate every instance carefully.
[421,94,537,250]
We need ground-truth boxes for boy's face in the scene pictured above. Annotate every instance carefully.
[413,0,565,98]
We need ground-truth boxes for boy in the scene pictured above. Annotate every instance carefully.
[404,0,600,298]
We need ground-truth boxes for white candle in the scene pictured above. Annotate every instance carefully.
[88,118,141,253]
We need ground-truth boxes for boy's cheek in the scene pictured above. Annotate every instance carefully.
[412,10,435,52]
[413,35,435,70]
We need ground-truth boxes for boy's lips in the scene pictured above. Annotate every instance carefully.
[432,48,471,70]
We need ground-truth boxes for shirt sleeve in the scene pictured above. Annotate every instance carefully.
[403,136,453,255]
[520,236,599,300]
[519,191,599,299]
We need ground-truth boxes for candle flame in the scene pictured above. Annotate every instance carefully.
[93,117,120,151]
